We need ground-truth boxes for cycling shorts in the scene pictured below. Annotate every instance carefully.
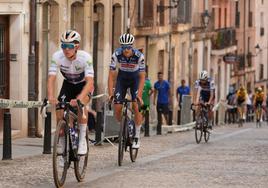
[114,71,139,104]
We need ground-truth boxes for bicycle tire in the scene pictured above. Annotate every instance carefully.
[74,126,89,182]
[130,140,138,162]
[195,117,203,144]
[118,116,127,166]
[204,122,210,143]
[53,120,68,188]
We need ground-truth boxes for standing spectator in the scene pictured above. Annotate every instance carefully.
[226,87,236,123]
[154,72,171,134]
[176,79,190,108]
[140,72,153,134]
[142,72,154,113]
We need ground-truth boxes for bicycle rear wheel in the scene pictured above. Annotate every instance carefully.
[74,127,89,182]
[118,117,127,166]
[53,120,68,188]
[195,117,203,144]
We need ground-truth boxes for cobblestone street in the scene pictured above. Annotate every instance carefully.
[1,123,268,188]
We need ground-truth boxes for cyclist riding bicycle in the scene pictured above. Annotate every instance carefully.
[47,30,94,155]
[253,87,265,121]
[108,33,145,149]
[193,70,215,129]
[236,86,248,121]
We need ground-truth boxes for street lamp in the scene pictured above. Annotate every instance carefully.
[201,10,210,28]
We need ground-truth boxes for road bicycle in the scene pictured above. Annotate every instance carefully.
[41,99,89,188]
[115,99,139,166]
[237,103,245,127]
[191,103,211,144]
[255,103,262,128]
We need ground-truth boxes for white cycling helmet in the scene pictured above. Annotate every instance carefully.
[119,33,135,45]
[199,70,209,80]
[61,30,81,43]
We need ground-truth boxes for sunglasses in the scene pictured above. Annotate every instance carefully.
[121,45,133,50]
[61,43,76,49]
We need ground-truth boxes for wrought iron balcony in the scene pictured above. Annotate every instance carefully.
[211,28,236,50]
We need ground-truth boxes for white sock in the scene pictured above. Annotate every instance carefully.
[79,124,87,140]
[135,126,141,138]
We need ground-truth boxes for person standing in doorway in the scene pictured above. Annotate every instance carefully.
[154,72,171,134]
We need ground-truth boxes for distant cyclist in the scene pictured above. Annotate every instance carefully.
[193,70,215,129]
[108,33,145,149]
[47,30,94,155]
[235,86,248,121]
[253,87,265,121]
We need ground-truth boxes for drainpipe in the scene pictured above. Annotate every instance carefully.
[124,0,130,33]
[28,0,38,137]
[243,0,246,86]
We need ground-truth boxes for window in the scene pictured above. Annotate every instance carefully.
[177,0,191,23]
[159,0,165,26]
[137,0,154,27]
[260,64,264,80]
[235,2,240,28]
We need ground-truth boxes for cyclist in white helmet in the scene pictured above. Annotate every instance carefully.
[47,30,94,155]
[108,33,145,148]
[193,70,215,129]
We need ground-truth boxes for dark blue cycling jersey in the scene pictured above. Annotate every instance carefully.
[110,47,145,103]
[194,78,215,102]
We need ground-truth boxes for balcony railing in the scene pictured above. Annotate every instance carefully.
[211,28,236,50]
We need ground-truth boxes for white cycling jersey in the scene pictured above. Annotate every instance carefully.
[48,50,94,84]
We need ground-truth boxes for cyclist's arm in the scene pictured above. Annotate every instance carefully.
[47,75,57,104]
[208,89,215,104]
[194,88,201,104]
[137,54,146,99]
[108,70,116,97]
[77,76,94,103]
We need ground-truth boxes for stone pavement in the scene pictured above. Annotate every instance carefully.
[0,123,195,160]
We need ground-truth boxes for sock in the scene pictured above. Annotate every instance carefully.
[135,125,141,138]
[79,124,87,140]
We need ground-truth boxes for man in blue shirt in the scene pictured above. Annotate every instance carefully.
[176,79,190,109]
[154,72,171,134]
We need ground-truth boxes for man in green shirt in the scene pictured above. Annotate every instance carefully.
[141,72,153,136]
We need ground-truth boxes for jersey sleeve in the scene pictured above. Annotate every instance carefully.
[210,80,215,90]
[138,53,145,72]
[194,80,200,89]
[110,53,118,71]
[84,53,94,78]
[48,53,59,75]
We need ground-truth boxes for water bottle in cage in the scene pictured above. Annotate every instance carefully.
[128,120,135,138]
[70,126,79,149]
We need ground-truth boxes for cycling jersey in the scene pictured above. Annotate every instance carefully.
[110,47,145,77]
[49,50,94,84]
[236,90,247,101]
[254,92,264,102]
[194,78,215,102]
[110,47,145,103]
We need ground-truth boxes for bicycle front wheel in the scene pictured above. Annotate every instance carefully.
[74,127,89,182]
[118,117,127,166]
[195,118,203,144]
[53,120,68,188]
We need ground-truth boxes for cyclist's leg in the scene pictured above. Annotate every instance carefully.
[113,77,127,122]
[130,79,142,148]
